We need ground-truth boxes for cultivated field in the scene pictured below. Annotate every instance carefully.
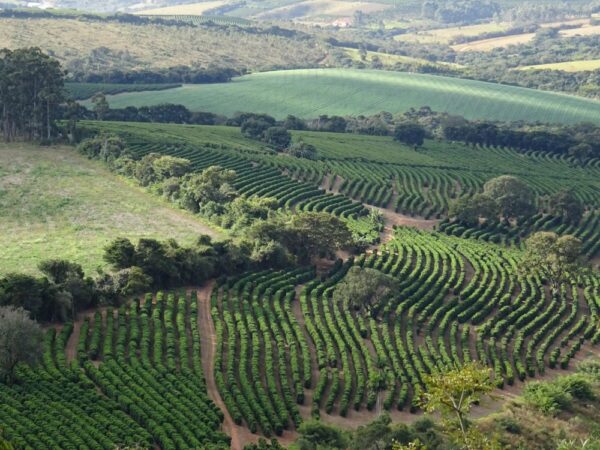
[253,0,392,21]
[136,1,226,15]
[519,59,600,72]
[3,118,599,448]
[82,121,600,256]
[0,143,218,275]
[95,68,600,124]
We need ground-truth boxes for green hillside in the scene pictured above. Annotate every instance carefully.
[95,69,600,124]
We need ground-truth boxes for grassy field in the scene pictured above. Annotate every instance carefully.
[0,143,219,275]
[519,59,600,72]
[94,68,600,124]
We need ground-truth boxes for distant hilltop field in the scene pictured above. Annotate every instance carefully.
[91,69,600,125]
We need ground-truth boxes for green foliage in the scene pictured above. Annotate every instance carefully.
[91,92,109,120]
[263,126,291,151]
[421,362,494,448]
[523,379,572,416]
[576,359,600,382]
[297,420,348,450]
[449,193,497,226]
[0,47,64,141]
[65,82,180,100]
[178,165,237,212]
[0,306,43,384]
[286,212,353,263]
[244,438,285,450]
[483,175,535,219]
[286,140,317,159]
[523,231,584,293]
[104,237,136,269]
[77,133,127,162]
[394,122,426,148]
[548,190,584,225]
[333,266,396,316]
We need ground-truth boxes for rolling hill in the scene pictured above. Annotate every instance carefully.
[95,68,600,124]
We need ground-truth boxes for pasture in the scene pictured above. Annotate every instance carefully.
[95,68,600,124]
[0,143,218,275]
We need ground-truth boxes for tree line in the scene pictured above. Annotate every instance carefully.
[71,66,241,84]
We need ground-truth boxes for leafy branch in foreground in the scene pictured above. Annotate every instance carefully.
[420,362,499,450]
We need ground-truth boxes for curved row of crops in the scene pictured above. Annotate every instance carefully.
[439,211,600,258]
[0,292,229,450]
[126,141,367,218]
[211,227,600,425]
[211,267,315,436]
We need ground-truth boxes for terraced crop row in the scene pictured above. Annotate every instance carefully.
[211,268,315,436]
[439,211,600,257]
[0,292,229,450]
[126,141,367,218]
[212,227,600,427]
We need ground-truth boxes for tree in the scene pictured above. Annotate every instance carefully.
[568,143,593,163]
[548,190,584,224]
[0,47,65,141]
[297,420,347,450]
[286,141,317,160]
[285,212,353,263]
[179,165,237,212]
[263,126,291,151]
[114,266,153,296]
[420,362,495,450]
[77,134,127,163]
[523,232,584,296]
[0,273,47,318]
[151,155,191,179]
[394,122,426,148]
[0,306,43,384]
[333,266,396,316]
[283,115,306,130]
[483,175,535,218]
[91,92,109,120]
[104,237,136,269]
[241,118,271,139]
[449,193,498,226]
[38,259,96,320]
[350,413,393,450]
[38,259,84,284]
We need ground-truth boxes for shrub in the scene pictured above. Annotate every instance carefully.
[495,416,521,434]
[557,375,595,401]
[523,380,571,415]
